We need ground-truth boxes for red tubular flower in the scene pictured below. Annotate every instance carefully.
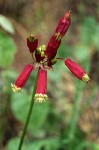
[65,58,90,83]
[55,10,71,37]
[45,35,61,59]
[11,64,35,92]
[35,69,48,102]
[27,34,38,53]
[45,11,71,60]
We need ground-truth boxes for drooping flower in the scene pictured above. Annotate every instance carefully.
[65,58,90,83]
[11,64,35,92]
[27,34,38,53]
[34,69,48,102]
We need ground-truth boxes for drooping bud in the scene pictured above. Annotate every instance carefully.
[27,34,38,53]
[35,69,48,102]
[45,35,61,59]
[55,10,71,38]
[11,64,35,92]
[35,45,46,63]
[65,58,90,83]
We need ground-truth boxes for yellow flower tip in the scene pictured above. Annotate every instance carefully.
[82,74,90,83]
[34,94,48,103]
[11,83,22,93]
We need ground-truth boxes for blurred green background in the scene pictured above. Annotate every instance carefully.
[0,0,99,150]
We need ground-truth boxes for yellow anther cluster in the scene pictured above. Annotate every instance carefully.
[11,83,21,93]
[82,74,90,83]
[34,94,48,103]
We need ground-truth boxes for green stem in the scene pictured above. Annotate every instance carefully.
[18,69,39,150]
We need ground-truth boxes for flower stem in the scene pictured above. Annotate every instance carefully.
[56,57,65,61]
[18,69,39,150]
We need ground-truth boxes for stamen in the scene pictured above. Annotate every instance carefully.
[11,83,21,93]
[34,94,48,102]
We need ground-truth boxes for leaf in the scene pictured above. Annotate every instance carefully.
[7,137,60,150]
[7,137,27,150]
[0,14,15,34]
[11,89,50,137]
[27,138,60,150]
[0,32,16,68]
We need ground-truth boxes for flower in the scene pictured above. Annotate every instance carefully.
[34,69,48,102]
[11,64,35,92]
[45,35,61,59]
[27,34,38,53]
[55,10,71,38]
[12,10,90,102]
[65,58,90,83]
[45,10,71,60]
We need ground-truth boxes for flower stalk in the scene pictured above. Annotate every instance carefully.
[18,69,39,150]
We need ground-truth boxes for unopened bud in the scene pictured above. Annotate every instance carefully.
[27,34,38,53]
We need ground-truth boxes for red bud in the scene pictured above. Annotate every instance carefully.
[55,10,71,37]
[27,35,38,53]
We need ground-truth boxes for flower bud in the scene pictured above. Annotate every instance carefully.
[11,64,35,92]
[35,69,48,102]
[45,35,61,59]
[65,58,90,83]
[27,34,38,53]
[55,10,71,37]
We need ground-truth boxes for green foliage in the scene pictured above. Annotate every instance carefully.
[80,17,99,49]
[0,32,16,68]
[7,138,26,150]
[58,43,73,59]
[11,90,50,137]
[73,17,99,70]
[7,137,60,150]
[0,15,15,34]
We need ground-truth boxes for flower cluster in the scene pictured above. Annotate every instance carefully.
[11,10,90,102]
